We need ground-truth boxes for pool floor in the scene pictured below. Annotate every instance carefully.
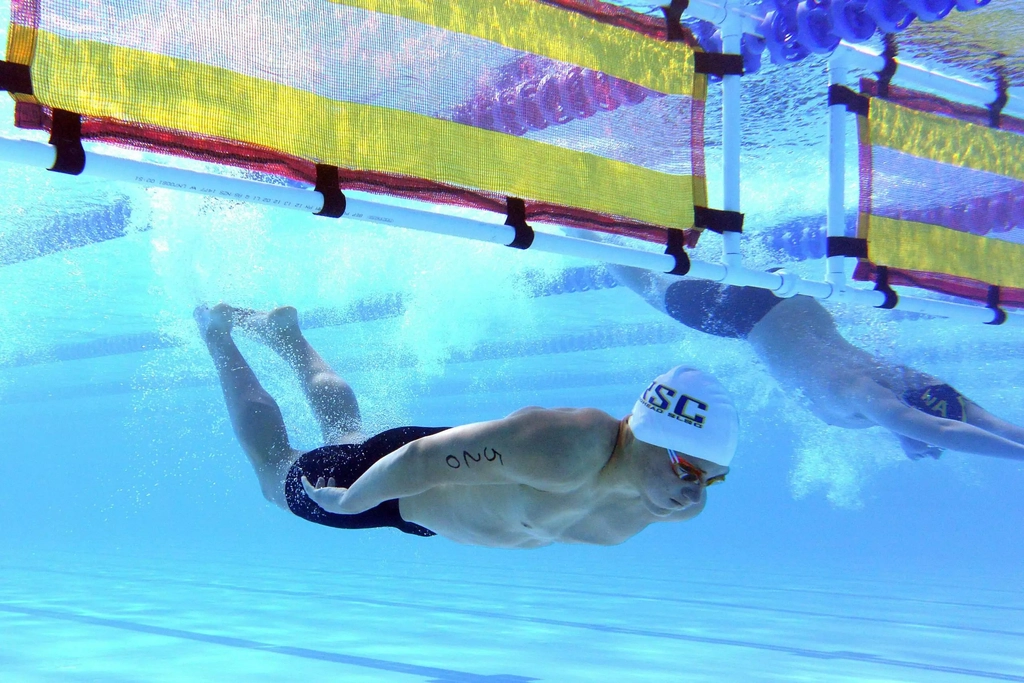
[1,547,1022,682]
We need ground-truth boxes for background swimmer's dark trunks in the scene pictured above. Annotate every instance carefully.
[664,280,784,339]
[285,426,449,537]
[902,384,967,422]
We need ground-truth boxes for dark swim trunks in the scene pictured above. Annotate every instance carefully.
[664,279,785,339]
[902,384,967,422]
[285,426,449,537]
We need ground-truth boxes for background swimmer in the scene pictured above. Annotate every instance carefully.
[610,267,1024,462]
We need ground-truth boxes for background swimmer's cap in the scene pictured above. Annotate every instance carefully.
[630,366,739,467]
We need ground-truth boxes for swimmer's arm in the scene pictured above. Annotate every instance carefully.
[563,229,677,313]
[605,265,673,314]
[305,409,617,514]
[860,384,1024,460]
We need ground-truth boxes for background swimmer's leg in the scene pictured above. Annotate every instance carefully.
[232,306,361,445]
[964,402,1024,447]
[195,304,298,509]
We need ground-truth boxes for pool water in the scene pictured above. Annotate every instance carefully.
[1,5,1023,682]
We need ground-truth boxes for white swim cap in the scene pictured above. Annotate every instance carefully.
[630,366,739,467]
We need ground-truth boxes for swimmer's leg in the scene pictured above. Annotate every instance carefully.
[195,304,298,508]
[231,306,361,445]
[964,402,1024,447]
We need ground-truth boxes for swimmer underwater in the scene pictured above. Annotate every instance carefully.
[195,303,737,548]
[608,266,1024,462]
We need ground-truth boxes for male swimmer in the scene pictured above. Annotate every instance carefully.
[609,266,1024,461]
[195,303,737,547]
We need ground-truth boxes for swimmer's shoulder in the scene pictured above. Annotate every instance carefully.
[502,406,620,455]
[506,405,613,420]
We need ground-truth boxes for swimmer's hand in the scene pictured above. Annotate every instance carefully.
[301,476,359,514]
[897,435,943,461]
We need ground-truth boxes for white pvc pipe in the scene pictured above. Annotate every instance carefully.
[684,1,1024,119]
[720,12,743,271]
[0,137,57,168]
[686,0,761,34]
[0,136,1016,325]
[827,51,849,293]
[85,152,324,212]
[837,43,1024,119]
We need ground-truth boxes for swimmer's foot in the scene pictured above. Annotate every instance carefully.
[232,306,303,352]
[194,303,234,342]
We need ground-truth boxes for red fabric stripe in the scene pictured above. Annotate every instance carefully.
[539,0,699,45]
[22,106,698,247]
[853,261,1024,309]
[860,78,1024,133]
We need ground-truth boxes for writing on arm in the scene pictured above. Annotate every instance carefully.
[333,408,617,513]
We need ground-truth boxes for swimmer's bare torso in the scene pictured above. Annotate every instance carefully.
[746,296,913,428]
[304,407,706,548]
[745,296,1024,459]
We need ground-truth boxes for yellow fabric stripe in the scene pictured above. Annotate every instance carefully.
[864,213,1024,289]
[328,0,697,97]
[32,31,697,229]
[6,23,37,65]
[869,98,1024,182]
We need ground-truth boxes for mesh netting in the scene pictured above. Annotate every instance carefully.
[853,79,1024,309]
[6,0,707,243]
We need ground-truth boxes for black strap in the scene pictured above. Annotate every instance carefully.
[826,236,868,258]
[988,68,1008,129]
[314,164,346,217]
[828,84,869,116]
[873,266,898,309]
[0,60,32,95]
[660,0,690,42]
[505,197,535,250]
[48,109,85,175]
[694,53,744,77]
[694,206,743,234]
[985,285,1007,325]
[876,35,898,99]
[664,228,691,276]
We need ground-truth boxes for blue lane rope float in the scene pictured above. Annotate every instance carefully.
[0,268,624,369]
[0,197,133,266]
[681,0,991,75]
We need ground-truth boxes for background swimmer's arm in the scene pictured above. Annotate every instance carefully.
[306,408,618,514]
[563,229,672,313]
[604,264,672,314]
[859,382,1024,460]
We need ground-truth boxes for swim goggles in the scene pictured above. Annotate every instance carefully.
[668,450,726,486]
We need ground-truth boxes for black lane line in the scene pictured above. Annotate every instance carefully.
[2,599,1021,682]
[3,579,1022,681]
[183,556,1024,615]
[252,567,1024,628]
[6,563,1024,640]
[0,604,534,683]
[55,547,1024,601]
[14,554,1024,617]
